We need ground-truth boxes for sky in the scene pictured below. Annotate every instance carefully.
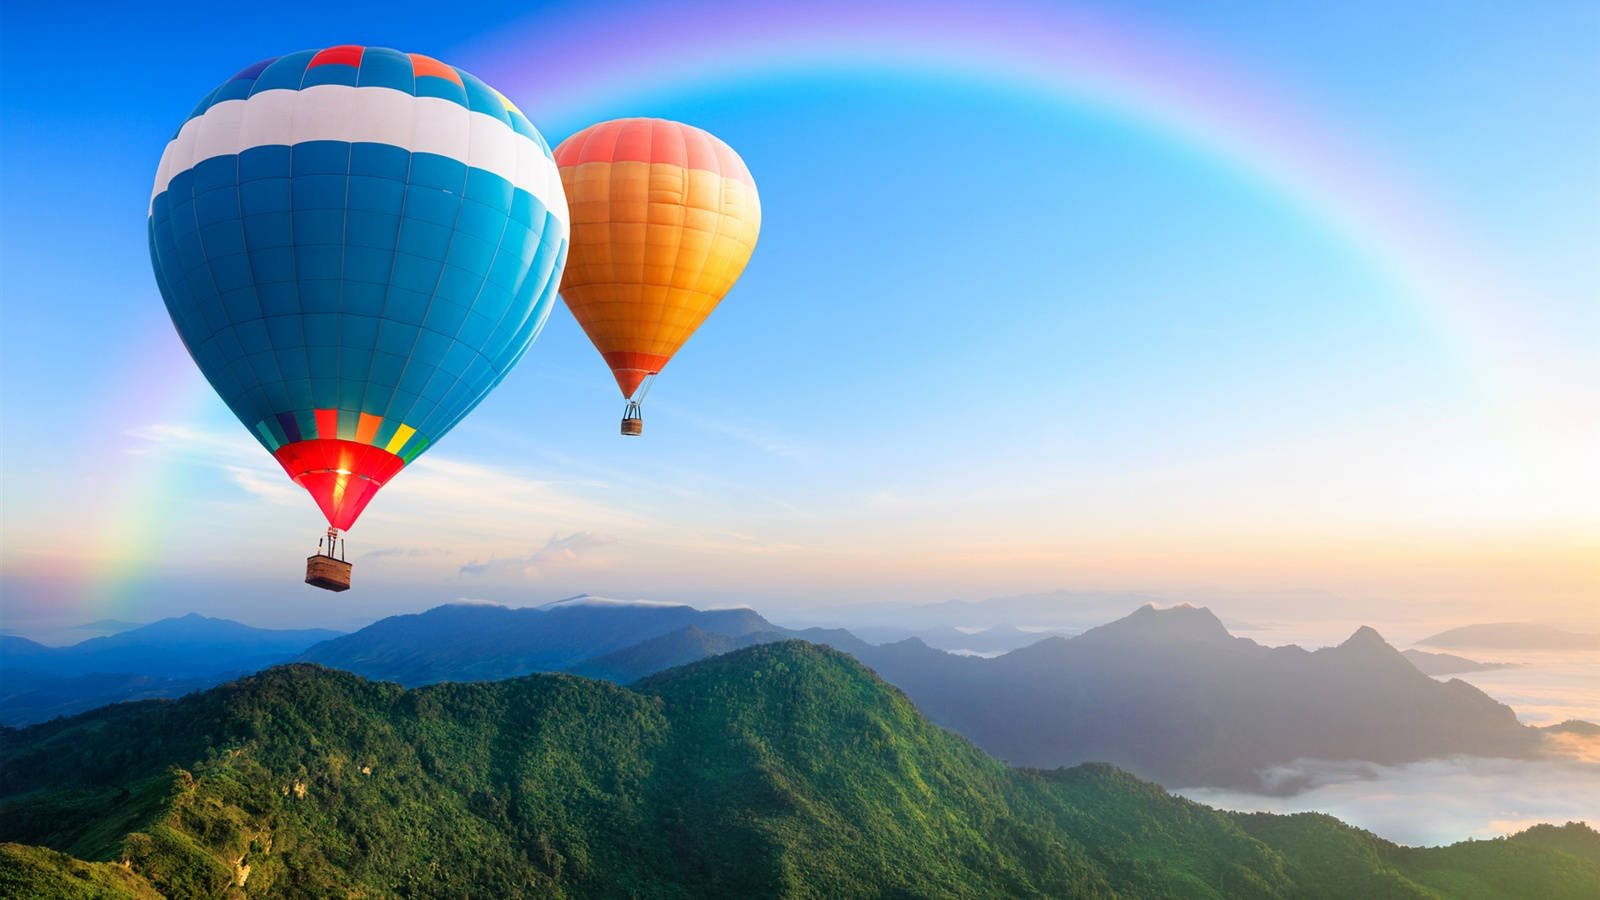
[1,0,1596,633]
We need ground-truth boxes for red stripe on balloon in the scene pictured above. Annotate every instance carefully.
[409,53,465,86]
[555,118,756,185]
[308,45,365,69]
[273,439,405,530]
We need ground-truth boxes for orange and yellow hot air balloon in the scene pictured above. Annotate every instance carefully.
[554,118,761,434]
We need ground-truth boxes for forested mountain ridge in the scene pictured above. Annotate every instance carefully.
[2,643,1597,898]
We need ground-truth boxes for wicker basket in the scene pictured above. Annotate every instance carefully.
[305,554,352,592]
[620,417,643,436]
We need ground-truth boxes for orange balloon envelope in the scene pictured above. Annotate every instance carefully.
[554,118,760,429]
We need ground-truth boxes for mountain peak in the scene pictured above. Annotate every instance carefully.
[1338,625,1391,650]
[1074,602,1233,646]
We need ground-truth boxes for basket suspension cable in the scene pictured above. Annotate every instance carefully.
[635,372,657,404]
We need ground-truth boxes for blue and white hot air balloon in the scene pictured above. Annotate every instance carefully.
[148,46,568,588]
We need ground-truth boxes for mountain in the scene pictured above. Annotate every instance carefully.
[566,625,778,682]
[1,613,344,679]
[72,618,146,633]
[295,601,774,685]
[0,615,344,727]
[3,645,1596,898]
[807,589,1172,631]
[848,623,1069,654]
[0,635,54,661]
[1542,720,1600,736]
[1418,623,1600,651]
[848,605,1543,789]
[0,671,222,728]
[1403,648,1518,675]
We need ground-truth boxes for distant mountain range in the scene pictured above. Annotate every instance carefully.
[846,606,1544,789]
[1401,648,1517,675]
[0,614,342,724]
[3,646,1596,898]
[847,623,1069,654]
[1418,623,1600,651]
[293,599,776,684]
[3,601,1582,793]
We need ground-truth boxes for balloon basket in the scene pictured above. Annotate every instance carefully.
[306,555,352,592]
[305,528,351,592]
[620,397,644,436]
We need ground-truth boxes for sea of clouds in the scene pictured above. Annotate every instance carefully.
[1175,643,1600,846]
[1177,751,1600,847]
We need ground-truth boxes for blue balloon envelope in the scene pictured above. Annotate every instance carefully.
[148,45,568,529]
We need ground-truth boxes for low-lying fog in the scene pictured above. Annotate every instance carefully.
[1178,646,1599,846]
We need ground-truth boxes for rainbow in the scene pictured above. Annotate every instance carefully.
[74,1,1550,620]
[467,0,1534,406]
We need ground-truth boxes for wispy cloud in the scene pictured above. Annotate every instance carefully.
[652,400,816,463]
[356,546,453,564]
[459,531,617,579]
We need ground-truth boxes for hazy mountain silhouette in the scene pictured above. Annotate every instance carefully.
[1,613,342,678]
[1418,623,1600,651]
[566,626,778,682]
[0,615,343,725]
[1402,648,1518,675]
[847,605,1542,789]
[294,599,773,684]
[3,644,1596,898]
[847,623,1069,654]
[0,671,222,727]
[70,618,145,633]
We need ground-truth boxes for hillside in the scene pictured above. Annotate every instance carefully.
[2,644,1596,898]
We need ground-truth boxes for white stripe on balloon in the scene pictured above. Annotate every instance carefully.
[149,84,568,233]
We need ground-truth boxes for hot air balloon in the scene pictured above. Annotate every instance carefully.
[148,46,569,590]
[554,118,760,434]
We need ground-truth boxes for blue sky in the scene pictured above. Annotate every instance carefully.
[1,1,1595,632]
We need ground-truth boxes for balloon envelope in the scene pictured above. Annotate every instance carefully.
[554,118,760,398]
[148,46,568,529]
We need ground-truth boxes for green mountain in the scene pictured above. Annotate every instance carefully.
[3,643,1596,898]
